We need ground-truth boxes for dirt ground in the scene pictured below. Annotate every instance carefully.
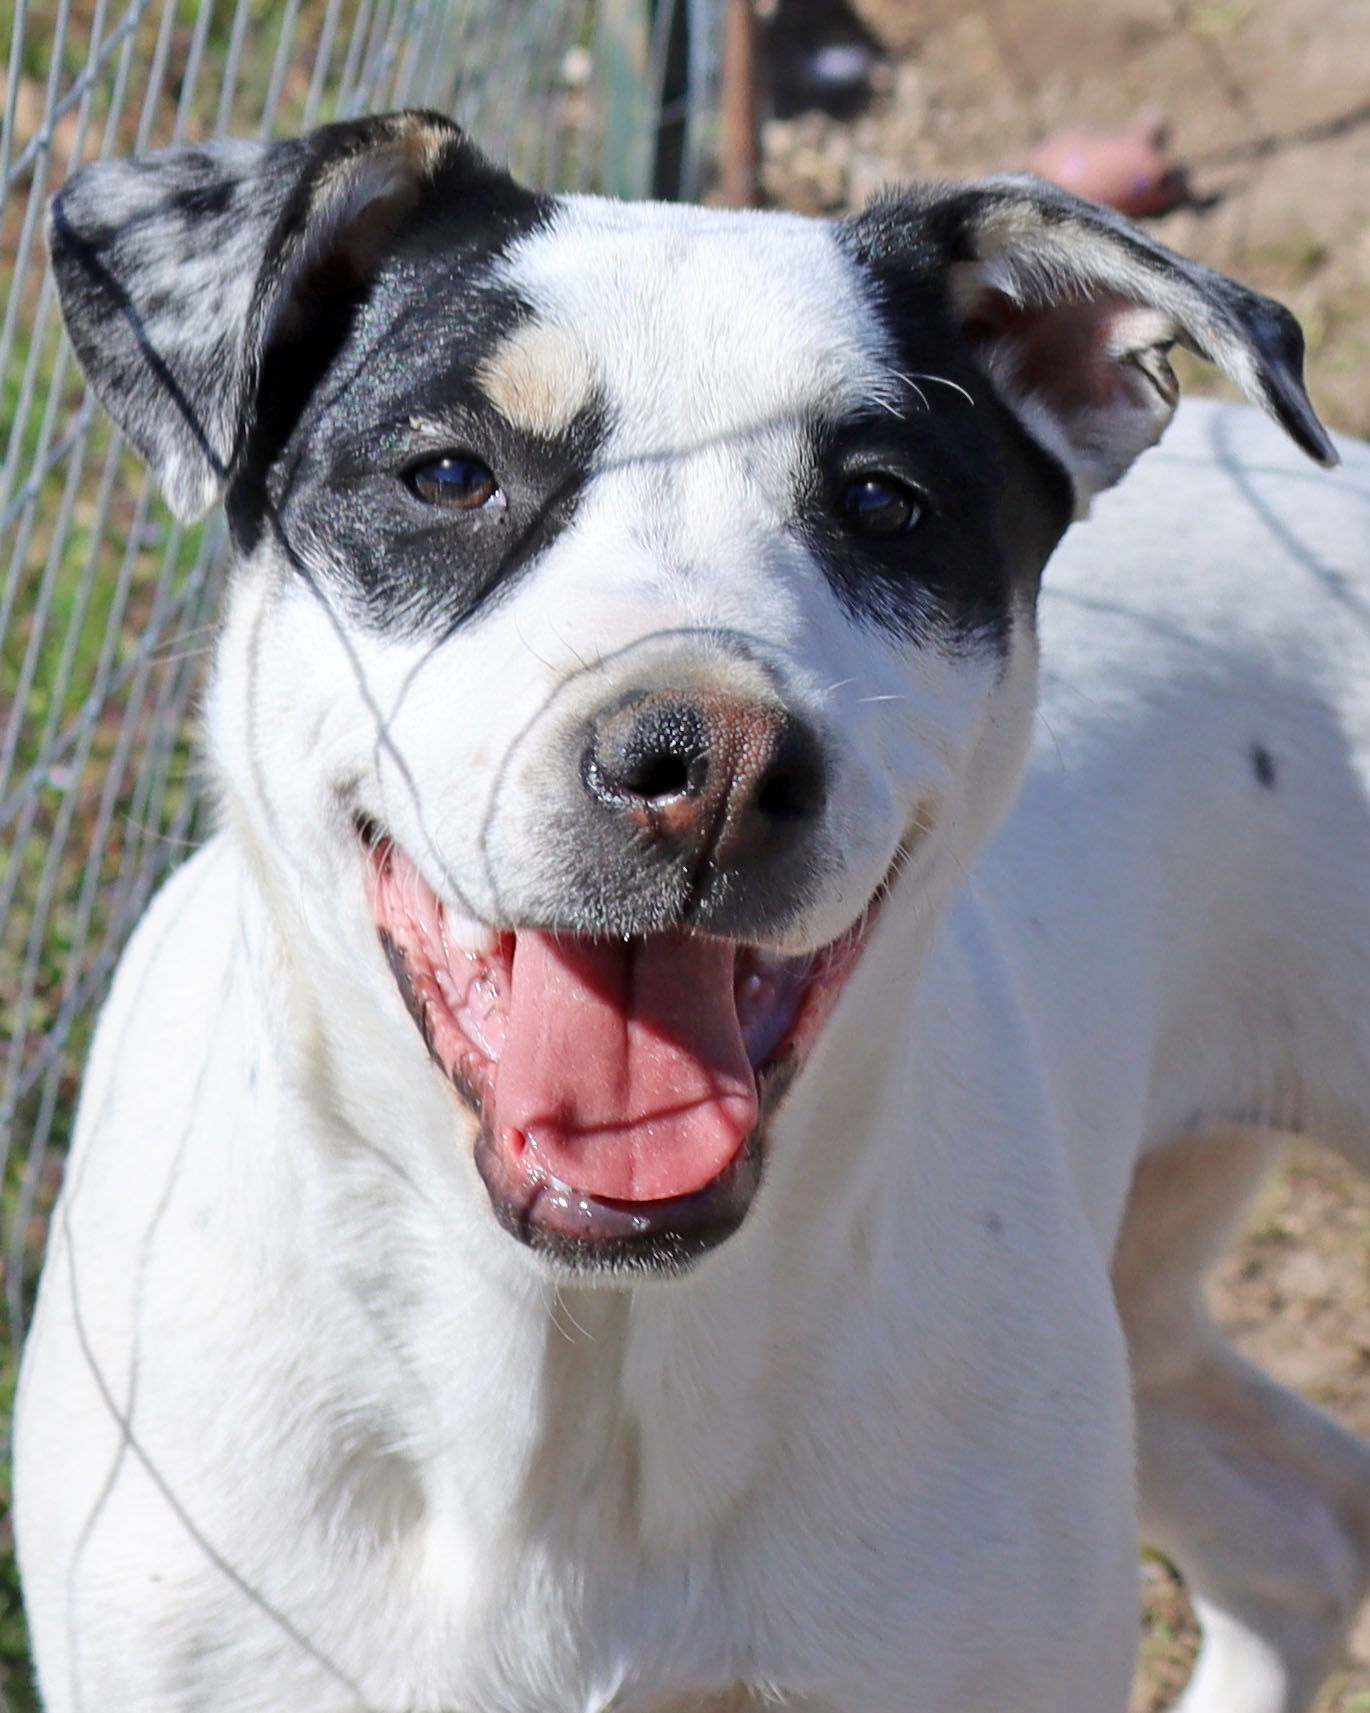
[1130,1141,1370,1711]
[763,0,1370,441]
[761,3,1370,1707]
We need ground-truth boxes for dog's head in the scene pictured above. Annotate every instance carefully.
[50,113,1332,1277]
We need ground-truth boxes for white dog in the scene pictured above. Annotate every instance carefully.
[16,111,1370,1713]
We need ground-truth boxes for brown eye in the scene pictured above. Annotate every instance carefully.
[838,474,922,538]
[406,454,502,510]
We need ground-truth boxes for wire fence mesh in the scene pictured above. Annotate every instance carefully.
[0,2,716,1698]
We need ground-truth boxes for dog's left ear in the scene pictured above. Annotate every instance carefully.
[48,111,533,522]
[847,175,1336,513]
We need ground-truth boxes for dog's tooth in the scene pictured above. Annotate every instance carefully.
[443,911,497,959]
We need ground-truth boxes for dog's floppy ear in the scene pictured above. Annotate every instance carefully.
[48,111,522,522]
[847,175,1336,513]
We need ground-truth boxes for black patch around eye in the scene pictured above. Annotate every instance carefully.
[279,401,602,635]
[261,269,608,638]
[798,408,1014,651]
[831,212,1077,623]
[225,176,557,567]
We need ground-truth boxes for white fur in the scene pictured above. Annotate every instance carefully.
[16,226,1370,1713]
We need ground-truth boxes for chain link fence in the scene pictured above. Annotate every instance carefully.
[0,2,718,1699]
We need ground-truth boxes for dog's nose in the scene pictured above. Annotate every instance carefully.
[581,689,826,871]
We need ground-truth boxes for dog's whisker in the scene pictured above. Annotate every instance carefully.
[551,1289,594,1343]
[904,370,977,407]
[893,372,932,413]
[116,813,202,849]
[544,619,598,676]
[148,623,219,665]
[511,609,562,675]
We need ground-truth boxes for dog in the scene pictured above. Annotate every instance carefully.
[16,109,1370,1713]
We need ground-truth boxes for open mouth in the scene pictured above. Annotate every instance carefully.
[358,818,876,1270]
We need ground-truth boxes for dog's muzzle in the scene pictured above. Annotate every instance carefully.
[357,663,888,1276]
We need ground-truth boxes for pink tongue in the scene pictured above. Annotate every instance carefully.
[493,931,759,1203]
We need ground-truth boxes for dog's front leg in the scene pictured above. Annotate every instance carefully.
[1119,1127,1370,1713]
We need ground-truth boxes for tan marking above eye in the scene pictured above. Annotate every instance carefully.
[476,322,599,437]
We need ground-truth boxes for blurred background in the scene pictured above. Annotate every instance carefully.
[2,1,1368,1707]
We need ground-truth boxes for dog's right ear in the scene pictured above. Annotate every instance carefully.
[47,112,533,522]
[845,176,1336,516]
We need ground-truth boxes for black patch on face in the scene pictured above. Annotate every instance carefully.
[269,305,606,635]
[170,177,237,219]
[796,396,1017,649]
[228,167,605,636]
[824,211,1075,646]
[1251,743,1278,789]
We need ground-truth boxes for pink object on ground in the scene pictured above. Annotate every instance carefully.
[1024,113,1190,218]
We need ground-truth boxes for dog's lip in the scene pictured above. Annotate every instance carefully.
[356,814,881,1256]
[355,811,500,961]
[472,1118,765,1266]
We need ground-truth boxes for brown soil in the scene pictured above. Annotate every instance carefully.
[1135,1142,1370,1711]
[762,0,1370,442]
[760,5,1370,1706]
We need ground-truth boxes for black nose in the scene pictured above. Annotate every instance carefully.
[582,689,826,871]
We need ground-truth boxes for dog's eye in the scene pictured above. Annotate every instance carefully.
[838,474,923,538]
[405,454,503,511]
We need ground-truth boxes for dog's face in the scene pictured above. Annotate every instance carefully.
[50,114,1330,1277]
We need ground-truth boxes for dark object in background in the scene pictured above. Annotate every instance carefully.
[764,0,886,120]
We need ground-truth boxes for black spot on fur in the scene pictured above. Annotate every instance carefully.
[1251,743,1278,789]
[171,178,236,218]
